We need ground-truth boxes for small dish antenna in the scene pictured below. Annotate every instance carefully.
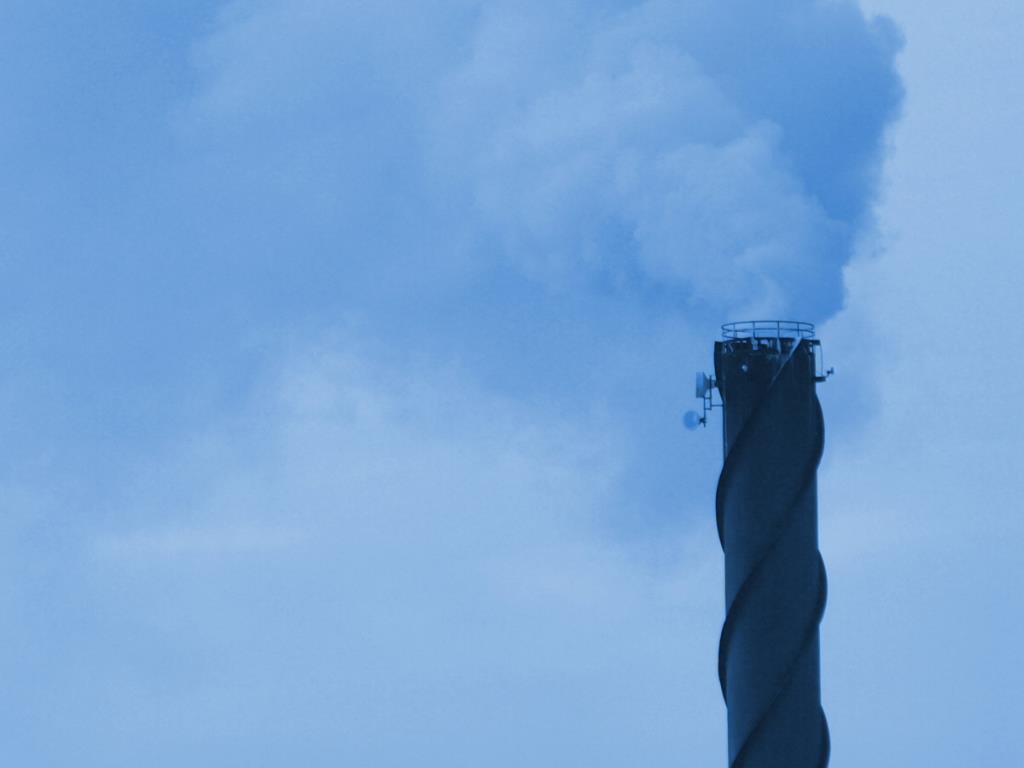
[686,371,720,429]
[696,372,713,399]
[683,410,703,431]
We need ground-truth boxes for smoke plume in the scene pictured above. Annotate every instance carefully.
[0,1,902,765]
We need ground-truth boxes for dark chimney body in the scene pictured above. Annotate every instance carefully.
[711,321,831,768]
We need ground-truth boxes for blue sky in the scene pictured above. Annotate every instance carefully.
[1,1,1021,765]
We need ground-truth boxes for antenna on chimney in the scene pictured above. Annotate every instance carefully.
[683,372,719,429]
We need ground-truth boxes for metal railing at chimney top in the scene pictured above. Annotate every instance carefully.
[721,320,816,340]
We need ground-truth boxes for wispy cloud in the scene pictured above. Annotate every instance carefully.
[93,525,303,559]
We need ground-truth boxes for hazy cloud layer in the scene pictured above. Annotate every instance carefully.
[0,1,902,764]
[5,345,722,765]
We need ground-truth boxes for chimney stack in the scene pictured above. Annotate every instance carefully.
[695,321,832,767]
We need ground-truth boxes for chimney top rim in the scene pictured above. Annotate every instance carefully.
[721,320,816,341]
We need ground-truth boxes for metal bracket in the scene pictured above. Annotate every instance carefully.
[810,340,835,383]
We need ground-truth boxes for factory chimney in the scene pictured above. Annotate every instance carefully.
[691,321,832,768]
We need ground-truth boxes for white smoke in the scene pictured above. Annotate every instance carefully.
[182,0,902,319]
[0,1,903,765]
